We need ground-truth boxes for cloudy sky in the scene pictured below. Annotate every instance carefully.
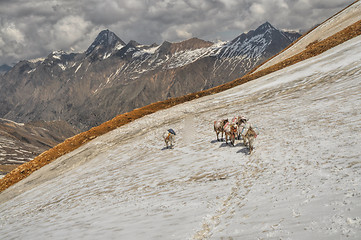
[0,0,354,65]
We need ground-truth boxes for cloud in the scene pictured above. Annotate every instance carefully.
[46,16,92,50]
[0,23,26,61]
[0,0,354,65]
[250,3,266,16]
[161,25,193,41]
[311,0,350,9]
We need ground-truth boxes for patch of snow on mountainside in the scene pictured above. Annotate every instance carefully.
[164,41,230,70]
[0,118,24,126]
[128,37,269,72]
[27,68,36,74]
[127,45,211,71]
[219,34,270,59]
[52,50,66,60]
[103,52,112,59]
[74,63,82,73]
[1,34,361,239]
[115,43,125,51]
[28,57,45,63]
[166,47,214,69]
[133,45,160,57]
[58,63,66,71]
[130,38,258,71]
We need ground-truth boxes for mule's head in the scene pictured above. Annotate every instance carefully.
[231,124,238,132]
[238,116,247,125]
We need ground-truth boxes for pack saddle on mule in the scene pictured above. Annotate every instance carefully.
[223,122,238,146]
[163,128,176,149]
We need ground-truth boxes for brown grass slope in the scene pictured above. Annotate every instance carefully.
[1,19,361,193]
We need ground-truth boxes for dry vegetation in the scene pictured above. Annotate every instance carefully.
[1,19,360,193]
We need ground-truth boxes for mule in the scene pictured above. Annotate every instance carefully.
[231,116,248,140]
[242,125,257,154]
[224,122,238,146]
[163,129,176,149]
[214,119,228,141]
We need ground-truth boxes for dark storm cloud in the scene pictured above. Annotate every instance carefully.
[0,0,354,65]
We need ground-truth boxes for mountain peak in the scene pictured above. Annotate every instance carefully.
[255,22,276,33]
[174,37,213,50]
[159,38,213,55]
[86,29,126,55]
[220,21,301,60]
[127,40,140,47]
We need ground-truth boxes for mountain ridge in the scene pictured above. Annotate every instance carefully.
[0,118,78,176]
[0,22,300,131]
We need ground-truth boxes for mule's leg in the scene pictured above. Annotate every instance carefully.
[248,137,254,154]
[231,134,235,146]
[243,135,248,146]
[216,131,220,141]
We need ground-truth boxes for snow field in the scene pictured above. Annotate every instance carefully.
[1,35,361,239]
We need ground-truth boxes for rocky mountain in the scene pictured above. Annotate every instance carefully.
[217,22,293,59]
[86,29,126,60]
[0,118,78,176]
[0,22,300,131]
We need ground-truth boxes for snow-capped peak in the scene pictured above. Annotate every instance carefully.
[216,22,300,59]
[86,29,126,56]
[256,21,276,32]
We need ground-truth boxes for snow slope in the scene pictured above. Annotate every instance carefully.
[1,35,361,239]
